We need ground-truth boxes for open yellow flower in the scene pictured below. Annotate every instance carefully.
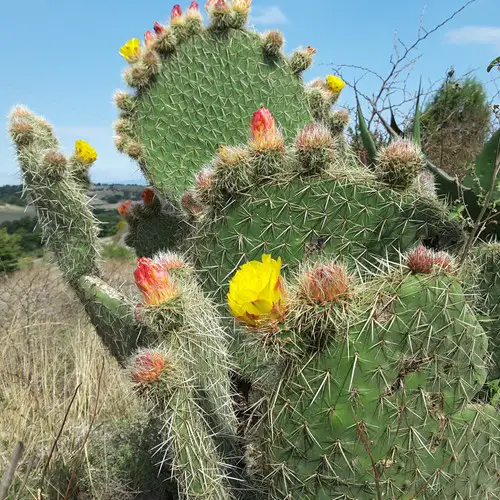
[74,140,97,165]
[326,75,345,93]
[228,254,285,326]
[120,38,141,63]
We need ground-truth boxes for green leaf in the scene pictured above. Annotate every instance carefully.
[356,96,378,166]
[487,56,500,73]
[412,80,422,147]
[389,106,404,137]
[472,128,500,198]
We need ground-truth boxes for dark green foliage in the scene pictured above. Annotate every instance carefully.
[0,215,43,255]
[0,228,22,273]
[101,243,135,260]
[129,29,311,198]
[0,184,25,206]
[94,210,122,238]
[421,76,491,180]
[124,200,187,258]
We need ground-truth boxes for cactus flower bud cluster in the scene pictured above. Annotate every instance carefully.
[134,256,179,305]
[299,263,351,305]
[250,107,284,151]
[377,139,425,189]
[407,246,454,274]
[131,350,173,385]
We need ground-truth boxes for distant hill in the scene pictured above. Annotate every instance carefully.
[0,183,146,209]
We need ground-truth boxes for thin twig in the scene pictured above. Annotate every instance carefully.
[40,384,81,492]
[352,413,383,500]
[0,442,24,500]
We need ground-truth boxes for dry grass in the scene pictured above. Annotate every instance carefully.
[0,258,165,499]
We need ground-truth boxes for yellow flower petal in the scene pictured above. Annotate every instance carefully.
[74,140,97,165]
[120,38,141,63]
[326,75,345,93]
[227,254,285,326]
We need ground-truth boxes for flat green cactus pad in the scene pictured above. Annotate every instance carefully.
[130,29,311,197]
[267,274,494,499]
[191,172,464,298]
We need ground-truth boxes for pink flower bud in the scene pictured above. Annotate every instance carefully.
[144,30,155,49]
[171,4,183,19]
[189,0,200,10]
[433,251,454,271]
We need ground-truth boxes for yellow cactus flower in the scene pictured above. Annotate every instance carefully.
[74,140,97,165]
[326,75,345,93]
[227,254,285,326]
[119,38,141,63]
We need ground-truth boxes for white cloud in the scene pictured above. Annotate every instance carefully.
[250,6,287,26]
[446,26,500,50]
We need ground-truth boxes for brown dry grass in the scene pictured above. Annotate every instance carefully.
[0,257,158,499]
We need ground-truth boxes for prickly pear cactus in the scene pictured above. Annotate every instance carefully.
[471,243,500,376]
[115,0,311,198]
[230,252,498,499]
[8,1,500,499]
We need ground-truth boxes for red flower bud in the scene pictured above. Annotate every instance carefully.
[250,107,283,150]
[407,246,434,274]
[251,107,276,141]
[153,21,165,35]
[189,0,200,10]
[118,200,133,217]
[300,264,350,304]
[142,187,156,205]
[131,351,172,384]
[134,257,179,305]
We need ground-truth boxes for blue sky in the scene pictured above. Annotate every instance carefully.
[1,0,499,185]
